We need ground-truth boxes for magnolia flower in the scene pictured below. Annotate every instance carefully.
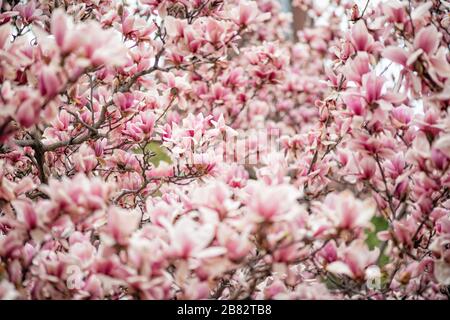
[113,92,136,112]
[317,191,376,232]
[413,25,441,57]
[217,224,252,261]
[51,9,127,67]
[40,174,113,222]
[245,182,301,222]
[348,20,379,53]
[382,25,450,86]
[381,0,407,23]
[38,66,62,98]
[102,207,141,245]
[14,0,43,24]
[51,9,81,54]
[165,16,187,39]
[166,216,225,260]
[0,165,34,202]
[14,89,43,128]
[222,163,249,188]
[73,144,97,173]
[326,240,379,280]
[12,199,38,230]
[190,181,239,219]
[343,52,370,85]
[361,72,385,104]
[230,1,271,28]
[69,240,97,269]
[390,105,413,128]
[343,93,366,116]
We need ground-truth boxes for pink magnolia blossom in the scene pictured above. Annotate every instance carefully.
[230,1,271,28]
[413,25,441,56]
[348,20,378,53]
[102,207,142,246]
[245,182,301,222]
[326,240,379,280]
[313,191,376,234]
[166,217,224,260]
[14,1,42,25]
[361,72,385,104]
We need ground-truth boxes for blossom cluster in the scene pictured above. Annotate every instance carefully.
[0,0,449,300]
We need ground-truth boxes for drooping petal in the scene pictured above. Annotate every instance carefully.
[351,20,372,52]
[413,25,441,55]
[382,46,408,66]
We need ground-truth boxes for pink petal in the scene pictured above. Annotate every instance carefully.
[381,91,407,105]
[430,47,450,78]
[406,49,423,66]
[0,23,10,49]
[411,1,433,20]
[362,72,385,103]
[51,9,68,48]
[351,20,371,51]
[413,25,441,55]
[382,46,408,66]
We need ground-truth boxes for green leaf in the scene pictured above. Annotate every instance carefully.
[378,253,389,267]
[133,141,172,167]
[365,216,390,267]
[365,216,388,249]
